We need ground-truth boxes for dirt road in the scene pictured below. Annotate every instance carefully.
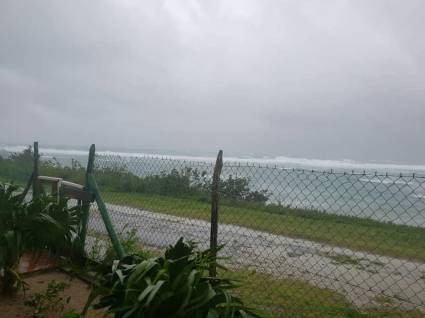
[87,203,425,309]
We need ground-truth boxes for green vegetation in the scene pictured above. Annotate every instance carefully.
[86,230,425,318]
[60,310,83,318]
[88,226,153,267]
[0,183,26,293]
[87,238,261,318]
[224,270,425,318]
[0,147,36,182]
[0,146,268,204]
[24,280,84,318]
[1,146,424,262]
[0,183,82,294]
[2,148,424,317]
[102,192,425,262]
[24,280,70,318]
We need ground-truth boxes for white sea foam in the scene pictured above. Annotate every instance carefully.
[245,156,425,172]
[1,144,425,173]
[359,177,417,185]
[0,145,30,153]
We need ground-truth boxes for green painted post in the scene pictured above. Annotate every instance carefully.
[88,174,125,259]
[32,141,40,199]
[79,144,95,253]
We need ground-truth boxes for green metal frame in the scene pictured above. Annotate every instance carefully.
[32,141,125,260]
[88,174,125,259]
[79,144,125,259]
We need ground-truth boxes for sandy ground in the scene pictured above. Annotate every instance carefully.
[0,270,103,318]
[86,203,425,310]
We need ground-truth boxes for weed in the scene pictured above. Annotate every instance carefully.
[24,280,70,318]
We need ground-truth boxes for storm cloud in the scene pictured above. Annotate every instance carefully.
[1,0,424,163]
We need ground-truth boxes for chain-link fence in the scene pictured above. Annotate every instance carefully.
[81,153,425,316]
[3,145,424,315]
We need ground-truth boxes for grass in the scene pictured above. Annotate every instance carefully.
[224,269,425,318]
[102,192,425,262]
[325,253,366,266]
[85,233,425,318]
[321,253,384,274]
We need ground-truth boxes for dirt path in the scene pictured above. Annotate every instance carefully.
[87,203,425,310]
[0,271,103,318]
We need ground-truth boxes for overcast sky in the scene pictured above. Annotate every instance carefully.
[0,0,424,163]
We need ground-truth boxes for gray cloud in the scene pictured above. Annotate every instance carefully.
[1,0,424,163]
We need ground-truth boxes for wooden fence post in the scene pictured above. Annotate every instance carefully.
[79,144,95,254]
[210,150,223,277]
[32,141,40,199]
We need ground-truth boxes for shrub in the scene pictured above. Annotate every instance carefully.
[219,175,269,204]
[0,147,270,205]
[88,238,261,318]
[0,183,26,293]
[0,183,82,294]
[21,196,82,256]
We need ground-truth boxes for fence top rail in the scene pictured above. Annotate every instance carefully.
[38,176,84,189]
[223,163,425,179]
[95,154,425,179]
[38,176,62,183]
[62,180,85,190]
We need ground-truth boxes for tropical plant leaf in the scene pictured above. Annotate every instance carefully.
[91,237,262,318]
[0,183,83,294]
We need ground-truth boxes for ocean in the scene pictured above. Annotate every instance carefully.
[1,144,425,226]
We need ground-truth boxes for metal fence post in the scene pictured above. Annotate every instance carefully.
[79,144,95,254]
[88,174,125,259]
[32,141,40,199]
[210,150,223,277]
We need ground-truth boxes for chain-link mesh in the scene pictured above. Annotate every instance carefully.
[84,202,111,262]
[3,146,423,315]
[84,154,425,315]
[91,155,215,252]
[0,148,33,186]
[219,163,425,311]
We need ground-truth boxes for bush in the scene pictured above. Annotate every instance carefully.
[219,175,269,204]
[0,183,25,293]
[0,147,270,205]
[0,183,82,294]
[88,238,261,318]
